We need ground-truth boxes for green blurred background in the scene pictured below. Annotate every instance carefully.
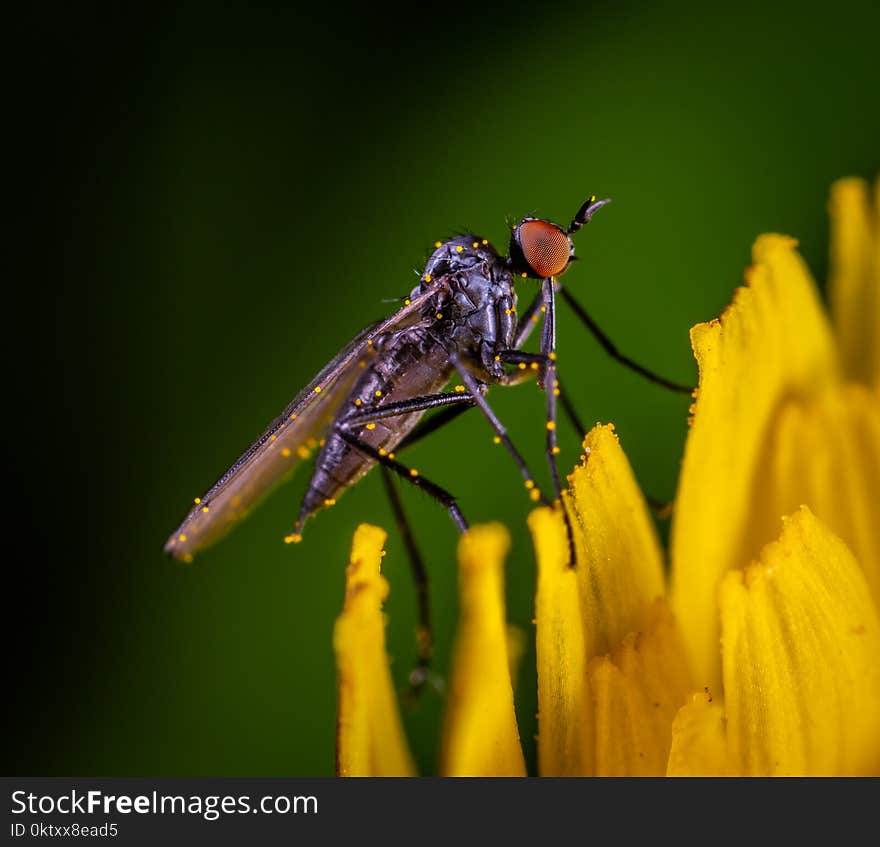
[9,0,877,775]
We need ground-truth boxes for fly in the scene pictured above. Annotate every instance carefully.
[164,195,691,688]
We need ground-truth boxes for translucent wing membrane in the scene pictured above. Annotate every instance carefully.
[164,287,437,560]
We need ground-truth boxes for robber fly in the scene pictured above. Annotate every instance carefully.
[165,195,690,685]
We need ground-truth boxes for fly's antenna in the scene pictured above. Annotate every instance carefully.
[566,195,612,235]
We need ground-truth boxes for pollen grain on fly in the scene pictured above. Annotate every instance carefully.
[283,533,302,544]
[282,447,292,457]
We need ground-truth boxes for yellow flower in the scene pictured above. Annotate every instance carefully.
[332,177,880,776]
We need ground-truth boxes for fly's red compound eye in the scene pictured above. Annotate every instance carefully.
[518,220,571,278]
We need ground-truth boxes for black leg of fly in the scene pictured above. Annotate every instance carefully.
[378,466,444,699]
[499,278,579,567]
[558,285,693,395]
[449,352,551,507]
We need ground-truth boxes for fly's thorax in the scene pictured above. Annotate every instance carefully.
[418,234,517,379]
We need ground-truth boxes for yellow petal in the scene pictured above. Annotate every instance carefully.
[763,384,880,609]
[532,505,592,775]
[566,424,667,654]
[334,524,416,777]
[440,523,526,776]
[671,235,840,689]
[828,177,880,389]
[531,424,688,775]
[720,507,880,775]
[666,691,730,777]
[590,601,692,776]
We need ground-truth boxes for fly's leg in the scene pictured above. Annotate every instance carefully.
[335,426,469,533]
[379,466,441,699]
[395,403,473,451]
[285,392,475,543]
[499,277,577,565]
[558,285,693,394]
[341,392,476,699]
[449,352,550,506]
[501,351,676,521]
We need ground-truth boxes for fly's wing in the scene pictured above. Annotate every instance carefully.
[164,286,437,561]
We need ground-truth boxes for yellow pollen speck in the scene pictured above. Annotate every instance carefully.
[314,386,322,393]
[375,390,383,397]
[436,312,443,319]
[410,468,419,477]
[472,241,478,248]
[512,225,517,232]
[553,389,560,396]
[546,421,556,430]
[324,498,336,506]
[524,479,535,489]
[549,352,557,361]
[297,446,311,459]
[552,446,561,454]
[493,436,501,444]
[358,360,366,368]
[378,448,387,456]
[178,534,187,542]
[435,240,442,248]
[307,437,318,448]
[540,305,547,313]
[289,413,298,420]
[201,506,209,513]
[482,239,488,245]
[425,274,432,283]
[366,423,376,430]
[455,384,466,392]
[319,438,326,446]
[366,338,374,346]
[281,447,292,457]
[354,398,362,406]
[531,315,539,323]
[518,362,527,370]
[494,355,501,362]
[521,272,528,278]
[193,497,201,505]
[529,489,541,502]
[530,362,539,370]
[284,533,302,544]
[270,434,277,442]
[456,246,463,253]
[388,453,395,460]
[404,298,411,305]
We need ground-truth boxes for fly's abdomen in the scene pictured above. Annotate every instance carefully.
[299,330,453,516]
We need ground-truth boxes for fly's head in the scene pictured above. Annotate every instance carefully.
[508,195,611,281]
